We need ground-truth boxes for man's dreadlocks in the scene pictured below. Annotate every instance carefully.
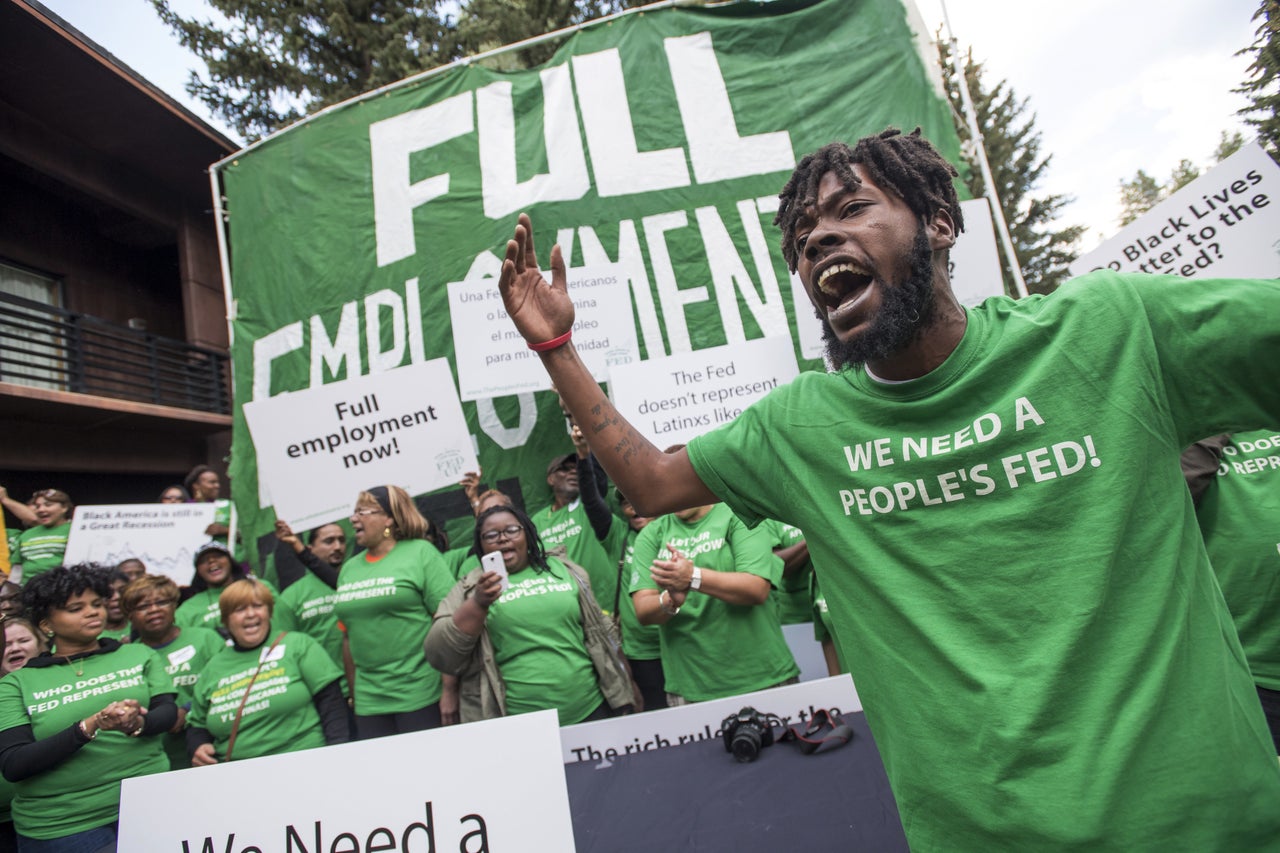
[774,127,965,272]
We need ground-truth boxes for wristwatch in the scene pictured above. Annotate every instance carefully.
[689,566,702,591]
[659,589,681,615]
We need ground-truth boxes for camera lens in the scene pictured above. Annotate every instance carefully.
[731,726,763,763]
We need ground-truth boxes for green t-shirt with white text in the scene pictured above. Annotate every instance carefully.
[0,643,172,839]
[1196,429,1280,691]
[187,630,340,761]
[14,522,70,584]
[631,504,796,701]
[531,500,625,614]
[278,573,346,679]
[334,539,455,714]
[687,272,1280,850]
[150,626,228,769]
[486,557,604,725]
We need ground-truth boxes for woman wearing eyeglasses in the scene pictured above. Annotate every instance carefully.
[327,486,457,740]
[122,575,226,770]
[425,505,632,725]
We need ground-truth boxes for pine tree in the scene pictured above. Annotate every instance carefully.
[1237,0,1280,160]
[1117,131,1246,226]
[937,40,1084,296]
[153,0,628,141]
[1117,170,1165,227]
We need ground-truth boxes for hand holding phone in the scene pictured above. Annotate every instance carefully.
[481,550,509,592]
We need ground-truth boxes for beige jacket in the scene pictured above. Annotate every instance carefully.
[424,553,633,723]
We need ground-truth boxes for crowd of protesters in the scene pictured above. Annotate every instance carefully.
[0,447,828,850]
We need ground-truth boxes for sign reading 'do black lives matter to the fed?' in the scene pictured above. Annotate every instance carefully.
[608,335,799,448]
[1071,143,1280,280]
[242,359,478,530]
[448,261,639,400]
[119,710,575,852]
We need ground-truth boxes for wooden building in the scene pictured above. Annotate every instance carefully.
[0,0,237,505]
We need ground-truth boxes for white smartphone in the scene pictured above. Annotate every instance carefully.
[481,550,509,592]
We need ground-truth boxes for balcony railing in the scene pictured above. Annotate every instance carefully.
[0,291,230,415]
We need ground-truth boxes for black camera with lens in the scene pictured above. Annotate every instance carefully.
[721,706,776,763]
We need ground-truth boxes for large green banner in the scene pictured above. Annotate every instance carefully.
[216,0,962,553]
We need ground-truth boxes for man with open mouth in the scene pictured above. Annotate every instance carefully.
[496,127,1280,850]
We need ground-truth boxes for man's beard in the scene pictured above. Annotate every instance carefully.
[819,226,935,371]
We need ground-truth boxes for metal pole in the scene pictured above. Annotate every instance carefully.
[938,0,1028,298]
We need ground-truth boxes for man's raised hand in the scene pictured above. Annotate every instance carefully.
[498,213,574,349]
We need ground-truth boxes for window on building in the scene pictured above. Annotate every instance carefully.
[0,261,65,391]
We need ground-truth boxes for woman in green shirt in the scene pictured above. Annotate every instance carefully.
[0,565,175,849]
[124,574,227,770]
[330,486,457,739]
[187,579,346,765]
[425,505,632,725]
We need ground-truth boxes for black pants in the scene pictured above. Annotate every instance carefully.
[630,658,668,712]
[355,702,441,740]
[1257,685,1280,754]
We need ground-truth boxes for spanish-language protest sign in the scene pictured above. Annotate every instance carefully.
[449,262,639,400]
[1071,142,1280,280]
[62,503,218,584]
[213,0,964,552]
[242,359,477,530]
[608,336,800,448]
[119,710,575,852]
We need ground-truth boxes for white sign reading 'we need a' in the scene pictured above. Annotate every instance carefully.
[608,335,799,448]
[449,261,639,400]
[119,710,575,852]
[243,359,477,530]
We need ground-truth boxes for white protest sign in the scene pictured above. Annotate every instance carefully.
[62,503,217,584]
[243,359,477,530]
[608,335,799,447]
[560,675,859,763]
[950,198,1005,305]
[1071,142,1280,280]
[449,263,639,400]
[120,710,575,851]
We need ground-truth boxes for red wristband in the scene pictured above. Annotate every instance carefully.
[528,331,572,352]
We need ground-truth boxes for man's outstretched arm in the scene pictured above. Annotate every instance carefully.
[498,213,716,517]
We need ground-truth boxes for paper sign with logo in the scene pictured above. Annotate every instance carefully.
[243,359,478,530]
[1071,142,1280,280]
[607,335,800,448]
[119,710,575,851]
[560,675,859,763]
[62,503,218,585]
[449,261,640,400]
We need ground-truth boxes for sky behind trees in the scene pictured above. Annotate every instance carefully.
[40,0,1256,250]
